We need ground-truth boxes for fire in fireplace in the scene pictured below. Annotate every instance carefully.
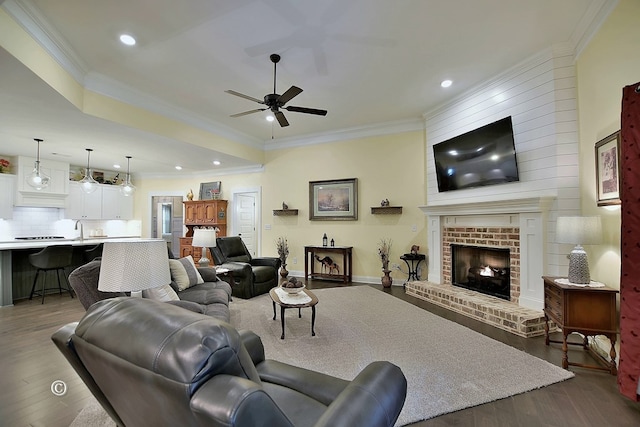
[451,244,510,300]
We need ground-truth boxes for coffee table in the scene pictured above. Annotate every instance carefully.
[269,287,318,339]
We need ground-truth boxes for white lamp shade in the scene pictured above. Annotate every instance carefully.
[191,229,217,248]
[556,216,602,246]
[98,240,171,292]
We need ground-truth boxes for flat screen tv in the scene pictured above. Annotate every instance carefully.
[433,116,519,192]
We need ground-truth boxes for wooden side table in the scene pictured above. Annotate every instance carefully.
[542,276,618,374]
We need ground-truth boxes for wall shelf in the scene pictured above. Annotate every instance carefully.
[371,206,402,215]
[273,209,299,216]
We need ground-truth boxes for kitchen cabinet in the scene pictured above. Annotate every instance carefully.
[66,182,134,220]
[101,186,134,220]
[66,182,102,219]
[0,174,15,219]
[15,156,69,207]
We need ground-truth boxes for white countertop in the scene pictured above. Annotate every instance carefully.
[0,237,153,250]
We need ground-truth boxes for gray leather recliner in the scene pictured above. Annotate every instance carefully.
[52,297,407,427]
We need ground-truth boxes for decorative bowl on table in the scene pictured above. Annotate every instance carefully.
[281,283,306,294]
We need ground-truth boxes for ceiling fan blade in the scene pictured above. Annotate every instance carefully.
[230,108,266,117]
[285,105,328,116]
[275,111,289,127]
[277,86,303,105]
[225,90,265,104]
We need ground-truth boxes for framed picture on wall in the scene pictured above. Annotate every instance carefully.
[595,131,621,206]
[199,181,221,200]
[309,178,358,220]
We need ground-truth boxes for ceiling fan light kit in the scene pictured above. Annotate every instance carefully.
[226,53,327,128]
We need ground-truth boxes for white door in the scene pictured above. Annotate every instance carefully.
[234,192,258,257]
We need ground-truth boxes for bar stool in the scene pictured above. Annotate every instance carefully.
[84,243,104,262]
[28,245,74,304]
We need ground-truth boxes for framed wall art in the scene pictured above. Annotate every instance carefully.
[199,181,221,200]
[595,131,621,206]
[309,178,358,220]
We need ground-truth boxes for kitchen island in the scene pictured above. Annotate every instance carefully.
[0,237,154,306]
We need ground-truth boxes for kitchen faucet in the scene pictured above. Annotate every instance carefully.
[74,220,84,241]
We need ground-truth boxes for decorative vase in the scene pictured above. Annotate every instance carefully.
[280,265,289,278]
[381,269,393,288]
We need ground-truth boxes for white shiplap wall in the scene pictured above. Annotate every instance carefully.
[424,45,580,279]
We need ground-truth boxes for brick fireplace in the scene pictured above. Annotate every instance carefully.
[410,197,556,337]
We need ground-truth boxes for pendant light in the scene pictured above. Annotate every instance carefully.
[79,148,99,194]
[26,138,51,190]
[120,155,136,196]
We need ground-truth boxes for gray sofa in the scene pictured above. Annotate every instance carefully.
[68,258,232,322]
[52,297,407,427]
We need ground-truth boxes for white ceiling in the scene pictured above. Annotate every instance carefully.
[0,0,612,176]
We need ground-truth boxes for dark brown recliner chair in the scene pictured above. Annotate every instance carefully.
[52,298,407,427]
[211,236,281,299]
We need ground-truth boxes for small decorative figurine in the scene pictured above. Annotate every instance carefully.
[282,201,289,209]
[381,198,390,207]
[410,245,420,255]
[187,189,194,201]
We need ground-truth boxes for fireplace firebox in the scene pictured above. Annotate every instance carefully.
[451,244,510,300]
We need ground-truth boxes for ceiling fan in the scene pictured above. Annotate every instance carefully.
[225,54,327,127]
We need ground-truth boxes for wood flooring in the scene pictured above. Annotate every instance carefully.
[1,281,639,426]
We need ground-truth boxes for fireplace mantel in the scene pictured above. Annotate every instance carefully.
[419,196,555,217]
[420,196,555,310]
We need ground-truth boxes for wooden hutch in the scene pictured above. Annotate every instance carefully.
[179,200,227,260]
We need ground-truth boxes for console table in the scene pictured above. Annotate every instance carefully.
[542,276,618,374]
[304,245,352,283]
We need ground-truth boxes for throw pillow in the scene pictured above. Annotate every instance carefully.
[142,284,180,301]
[169,255,205,291]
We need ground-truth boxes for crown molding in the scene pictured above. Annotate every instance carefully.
[263,118,424,150]
[137,164,265,180]
[84,72,264,149]
[572,0,619,59]
[2,0,88,83]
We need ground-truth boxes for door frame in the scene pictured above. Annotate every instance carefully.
[230,186,261,256]
[146,191,185,238]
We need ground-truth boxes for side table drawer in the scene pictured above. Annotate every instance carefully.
[544,283,563,323]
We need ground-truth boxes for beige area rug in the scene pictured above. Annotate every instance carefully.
[71,286,573,426]
[230,286,574,426]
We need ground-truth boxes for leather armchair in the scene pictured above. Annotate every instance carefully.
[52,298,407,427]
[211,236,281,299]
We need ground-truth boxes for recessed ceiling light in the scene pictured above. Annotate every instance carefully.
[175,165,182,170]
[266,115,275,122]
[213,160,221,166]
[119,34,136,46]
[113,164,121,169]
[441,79,453,88]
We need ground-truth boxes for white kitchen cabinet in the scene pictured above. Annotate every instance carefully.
[15,156,69,207]
[101,186,133,220]
[66,182,103,219]
[0,174,16,219]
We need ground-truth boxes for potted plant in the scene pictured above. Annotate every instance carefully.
[378,238,393,288]
[276,237,289,278]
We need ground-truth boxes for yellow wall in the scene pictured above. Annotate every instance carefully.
[137,130,427,282]
[576,0,640,289]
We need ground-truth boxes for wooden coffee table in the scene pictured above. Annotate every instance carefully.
[269,287,318,339]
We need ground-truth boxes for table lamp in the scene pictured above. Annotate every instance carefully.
[192,228,217,267]
[556,216,602,284]
[98,240,171,297]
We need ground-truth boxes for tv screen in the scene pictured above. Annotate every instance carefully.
[433,116,519,192]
